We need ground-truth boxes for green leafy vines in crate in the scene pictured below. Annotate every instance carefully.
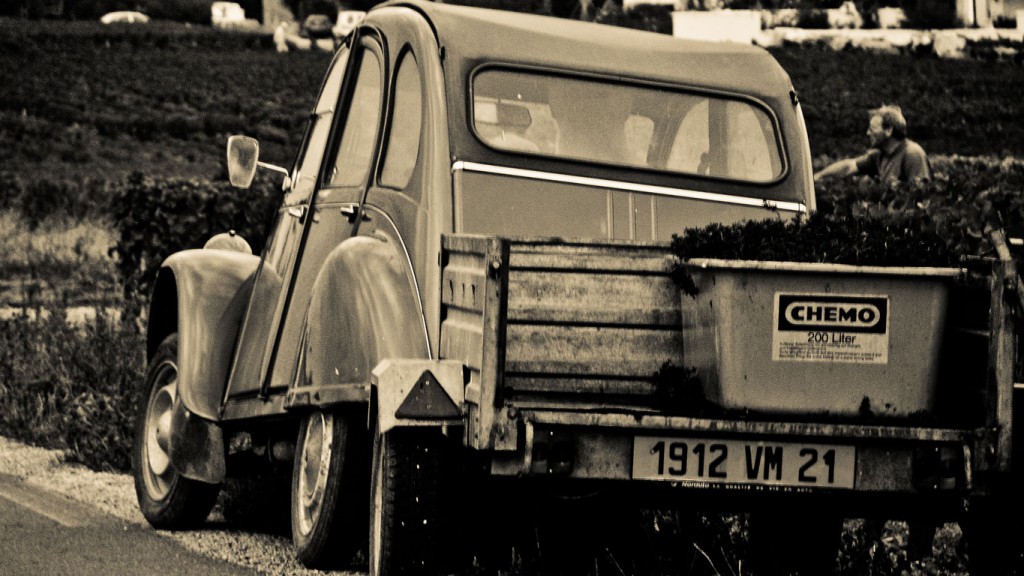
[670,210,961,295]
[671,157,1024,294]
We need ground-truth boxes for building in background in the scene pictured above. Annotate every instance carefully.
[957,0,1024,26]
[212,1,246,25]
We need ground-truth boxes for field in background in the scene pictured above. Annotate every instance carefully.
[0,19,328,307]
[0,212,117,308]
[1,17,1022,186]
[2,17,1021,308]
[0,18,331,186]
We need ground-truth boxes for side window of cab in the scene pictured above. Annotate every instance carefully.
[224,45,351,399]
[283,46,349,206]
[327,46,383,189]
[379,49,422,190]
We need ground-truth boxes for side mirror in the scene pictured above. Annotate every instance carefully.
[227,135,259,189]
[227,135,293,191]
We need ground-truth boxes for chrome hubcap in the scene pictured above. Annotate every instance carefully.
[143,360,177,500]
[370,432,384,576]
[296,412,333,536]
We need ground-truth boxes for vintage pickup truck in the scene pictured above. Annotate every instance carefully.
[130,1,1021,574]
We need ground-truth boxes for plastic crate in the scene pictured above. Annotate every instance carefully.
[680,259,960,417]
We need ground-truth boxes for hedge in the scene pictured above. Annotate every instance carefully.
[109,172,281,300]
[0,310,143,472]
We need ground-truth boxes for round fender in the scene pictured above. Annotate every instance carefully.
[150,249,260,420]
[296,234,428,396]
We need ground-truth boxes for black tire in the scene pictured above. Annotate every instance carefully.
[962,496,1023,576]
[131,333,220,529]
[905,517,938,563]
[369,425,455,576]
[747,509,842,576]
[291,409,369,569]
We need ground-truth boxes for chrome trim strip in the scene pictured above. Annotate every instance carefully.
[452,161,807,213]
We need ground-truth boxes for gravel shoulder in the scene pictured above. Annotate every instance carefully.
[0,436,363,576]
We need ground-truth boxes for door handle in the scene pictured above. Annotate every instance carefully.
[340,206,371,223]
[287,206,307,223]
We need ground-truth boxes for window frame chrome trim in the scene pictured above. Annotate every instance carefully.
[451,161,808,214]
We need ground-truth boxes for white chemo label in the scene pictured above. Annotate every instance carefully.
[772,293,889,364]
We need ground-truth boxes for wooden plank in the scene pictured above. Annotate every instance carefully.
[441,233,492,255]
[509,250,675,273]
[986,231,1016,473]
[505,324,682,377]
[505,237,675,273]
[507,270,680,326]
[508,238,671,256]
[504,375,657,396]
[477,238,511,449]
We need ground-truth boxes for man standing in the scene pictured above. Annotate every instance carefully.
[816,103,937,565]
[814,105,930,184]
[815,104,936,566]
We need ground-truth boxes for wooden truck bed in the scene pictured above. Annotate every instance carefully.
[438,233,1015,488]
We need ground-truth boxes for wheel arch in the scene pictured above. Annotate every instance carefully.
[146,269,179,363]
[150,249,260,420]
[287,234,431,416]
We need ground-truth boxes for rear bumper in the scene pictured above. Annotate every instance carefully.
[487,410,998,499]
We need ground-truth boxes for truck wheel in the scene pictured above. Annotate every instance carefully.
[369,426,454,576]
[291,409,369,568]
[131,333,219,528]
[962,497,1023,576]
[747,510,841,576]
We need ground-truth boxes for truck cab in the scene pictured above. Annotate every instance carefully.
[132,2,834,574]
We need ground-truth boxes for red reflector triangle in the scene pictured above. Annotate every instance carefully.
[395,370,462,419]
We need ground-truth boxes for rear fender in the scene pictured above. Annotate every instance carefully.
[287,234,430,417]
[147,249,259,484]
[149,249,260,419]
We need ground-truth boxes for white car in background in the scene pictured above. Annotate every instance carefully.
[99,11,150,24]
[211,2,245,28]
[332,10,365,39]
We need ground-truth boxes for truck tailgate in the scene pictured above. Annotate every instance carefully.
[440,235,683,449]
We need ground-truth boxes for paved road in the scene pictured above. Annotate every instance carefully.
[0,473,258,576]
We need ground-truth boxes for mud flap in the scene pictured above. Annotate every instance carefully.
[167,397,226,484]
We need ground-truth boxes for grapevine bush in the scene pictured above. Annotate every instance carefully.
[0,309,143,472]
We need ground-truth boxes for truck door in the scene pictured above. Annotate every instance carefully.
[356,10,450,360]
[261,36,388,398]
[223,44,355,407]
[356,41,431,359]
[286,11,446,394]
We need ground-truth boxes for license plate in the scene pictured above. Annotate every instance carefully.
[632,436,856,489]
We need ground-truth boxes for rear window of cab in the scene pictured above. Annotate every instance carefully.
[471,68,786,184]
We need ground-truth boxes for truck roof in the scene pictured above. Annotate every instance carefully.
[381,0,795,100]
[365,0,813,206]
